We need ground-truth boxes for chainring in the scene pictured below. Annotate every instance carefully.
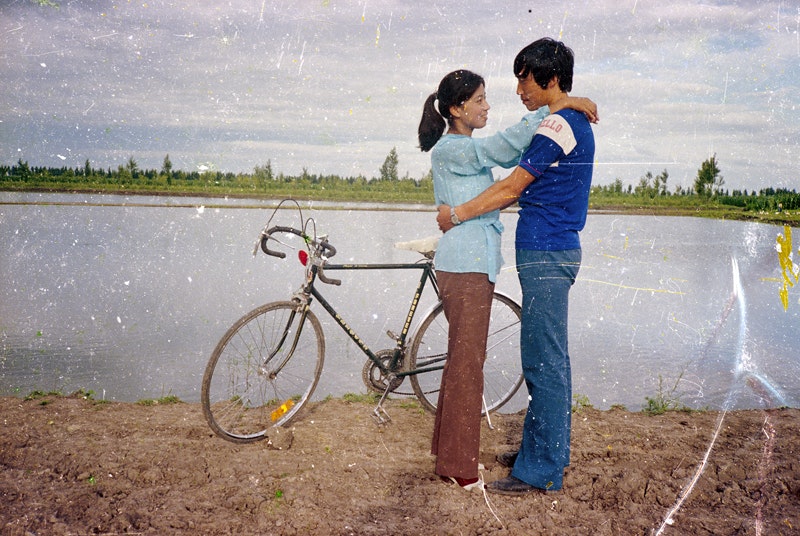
[361,349,408,394]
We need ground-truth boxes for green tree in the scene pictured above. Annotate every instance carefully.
[694,155,722,197]
[379,147,399,181]
[655,169,669,196]
[419,168,433,190]
[161,154,173,185]
[253,161,273,190]
[161,154,173,176]
[14,159,31,181]
[635,171,654,198]
[126,157,139,180]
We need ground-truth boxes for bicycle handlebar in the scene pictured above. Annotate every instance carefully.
[258,226,341,286]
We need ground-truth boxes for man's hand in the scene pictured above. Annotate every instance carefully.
[437,204,455,233]
[551,96,599,124]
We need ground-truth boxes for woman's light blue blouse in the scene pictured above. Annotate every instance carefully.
[431,107,550,282]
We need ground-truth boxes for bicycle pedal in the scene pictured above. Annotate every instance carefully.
[372,405,392,425]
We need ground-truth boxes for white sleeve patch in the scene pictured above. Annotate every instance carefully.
[535,114,577,155]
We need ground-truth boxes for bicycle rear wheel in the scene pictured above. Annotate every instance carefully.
[201,301,325,443]
[408,292,523,414]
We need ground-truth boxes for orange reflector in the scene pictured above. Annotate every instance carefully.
[270,399,295,421]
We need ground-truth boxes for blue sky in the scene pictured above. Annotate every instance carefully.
[1,0,798,192]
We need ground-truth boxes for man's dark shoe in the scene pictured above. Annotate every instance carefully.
[496,450,518,468]
[486,475,542,496]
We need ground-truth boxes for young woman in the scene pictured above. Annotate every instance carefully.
[418,69,596,490]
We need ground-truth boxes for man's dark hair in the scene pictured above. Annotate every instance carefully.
[513,37,574,92]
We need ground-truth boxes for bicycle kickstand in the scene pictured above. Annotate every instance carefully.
[372,387,392,425]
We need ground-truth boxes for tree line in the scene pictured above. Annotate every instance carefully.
[590,154,800,214]
[1,152,798,216]
[0,148,432,203]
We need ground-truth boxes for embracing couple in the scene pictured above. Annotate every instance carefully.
[418,37,597,495]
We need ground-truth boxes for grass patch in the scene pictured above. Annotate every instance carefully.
[24,389,62,401]
[643,374,693,415]
[136,395,182,406]
[572,393,594,414]
[397,399,423,412]
[342,392,382,404]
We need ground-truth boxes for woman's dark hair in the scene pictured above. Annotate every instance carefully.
[513,37,574,92]
[417,69,485,152]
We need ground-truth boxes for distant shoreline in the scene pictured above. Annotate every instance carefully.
[1,187,798,227]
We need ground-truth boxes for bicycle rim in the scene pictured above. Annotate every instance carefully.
[408,293,523,414]
[201,301,325,443]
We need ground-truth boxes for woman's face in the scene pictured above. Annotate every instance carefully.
[456,84,490,130]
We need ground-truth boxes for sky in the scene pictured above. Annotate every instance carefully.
[1,0,798,193]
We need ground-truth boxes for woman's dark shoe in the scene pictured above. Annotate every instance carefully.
[496,450,518,468]
[486,475,541,496]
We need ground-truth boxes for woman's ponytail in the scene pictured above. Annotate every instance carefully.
[418,92,445,152]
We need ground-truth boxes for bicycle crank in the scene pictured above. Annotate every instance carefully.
[361,349,410,395]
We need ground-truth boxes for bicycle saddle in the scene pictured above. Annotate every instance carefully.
[394,235,440,259]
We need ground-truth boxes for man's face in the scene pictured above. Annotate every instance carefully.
[516,74,549,111]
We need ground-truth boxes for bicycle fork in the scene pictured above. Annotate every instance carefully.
[261,302,309,379]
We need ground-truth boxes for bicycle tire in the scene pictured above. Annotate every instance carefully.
[201,301,325,443]
[408,292,523,414]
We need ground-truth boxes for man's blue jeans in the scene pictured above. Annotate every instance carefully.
[511,248,581,491]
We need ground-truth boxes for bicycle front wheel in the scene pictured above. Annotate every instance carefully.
[408,292,523,414]
[201,301,325,443]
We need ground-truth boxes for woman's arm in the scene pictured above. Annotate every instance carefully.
[442,107,551,174]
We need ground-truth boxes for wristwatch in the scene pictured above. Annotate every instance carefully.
[450,206,462,225]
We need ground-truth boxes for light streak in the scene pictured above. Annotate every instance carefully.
[657,257,786,533]
[298,41,306,74]
[577,278,686,296]
[754,415,776,535]
[722,71,729,104]
[654,409,727,535]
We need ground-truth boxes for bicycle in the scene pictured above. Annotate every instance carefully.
[201,200,523,443]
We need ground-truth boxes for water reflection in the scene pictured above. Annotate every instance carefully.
[1,193,797,411]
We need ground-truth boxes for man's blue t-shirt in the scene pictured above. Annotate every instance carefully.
[515,108,595,251]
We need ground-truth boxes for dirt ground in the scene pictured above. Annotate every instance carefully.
[1,394,798,536]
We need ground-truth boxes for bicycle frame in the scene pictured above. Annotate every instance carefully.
[304,260,443,379]
[202,209,524,440]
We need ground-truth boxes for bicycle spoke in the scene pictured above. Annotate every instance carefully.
[408,294,523,415]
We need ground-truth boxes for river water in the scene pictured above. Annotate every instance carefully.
[1,192,797,412]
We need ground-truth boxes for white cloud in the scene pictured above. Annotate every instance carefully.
[1,0,797,192]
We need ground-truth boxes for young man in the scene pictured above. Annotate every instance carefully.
[436,37,596,495]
